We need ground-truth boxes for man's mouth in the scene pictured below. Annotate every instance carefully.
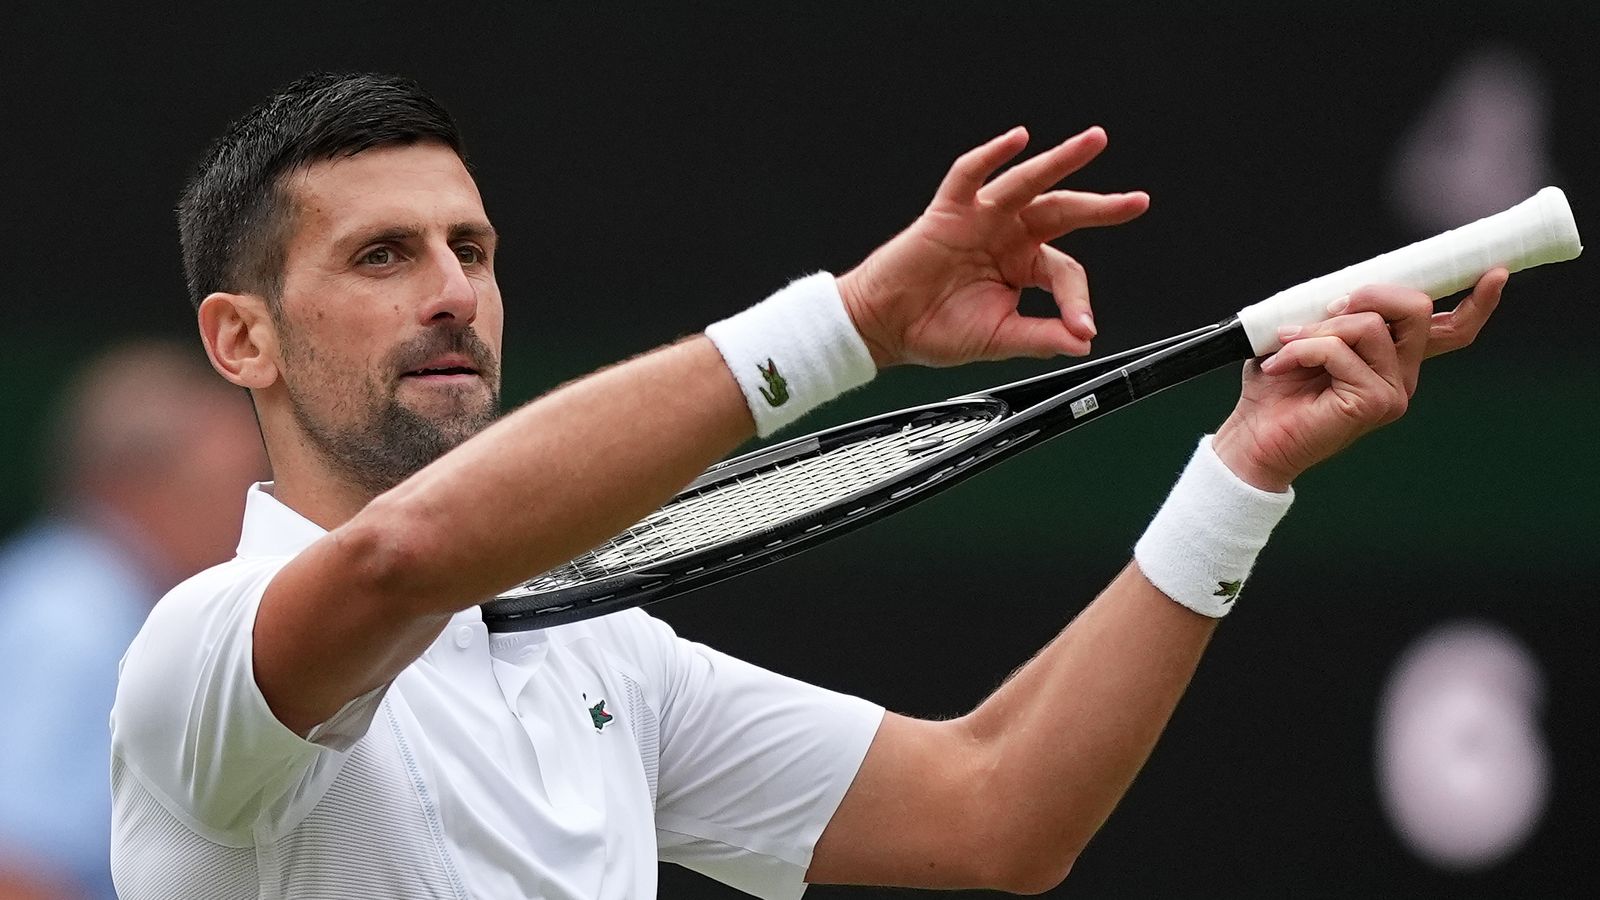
[401,354,481,383]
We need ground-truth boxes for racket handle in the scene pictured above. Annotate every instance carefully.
[1237,187,1583,355]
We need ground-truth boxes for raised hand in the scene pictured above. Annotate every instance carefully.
[1213,269,1509,492]
[836,126,1149,368]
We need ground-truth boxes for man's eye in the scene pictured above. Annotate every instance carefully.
[361,247,395,266]
[455,244,484,265]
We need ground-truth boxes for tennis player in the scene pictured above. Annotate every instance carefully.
[109,73,1505,898]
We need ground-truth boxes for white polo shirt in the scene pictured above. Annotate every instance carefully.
[109,484,883,899]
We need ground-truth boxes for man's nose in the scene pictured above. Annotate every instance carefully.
[417,244,479,326]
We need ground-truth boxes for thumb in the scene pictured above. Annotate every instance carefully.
[985,314,1092,360]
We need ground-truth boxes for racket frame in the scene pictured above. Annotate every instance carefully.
[482,185,1583,631]
[482,318,1251,631]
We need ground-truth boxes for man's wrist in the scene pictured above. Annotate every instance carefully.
[1211,419,1297,493]
[834,264,895,369]
[1133,435,1295,618]
[704,272,877,437]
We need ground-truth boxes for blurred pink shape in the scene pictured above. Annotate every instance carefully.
[1376,620,1549,870]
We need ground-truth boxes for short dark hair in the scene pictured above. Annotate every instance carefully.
[177,72,465,311]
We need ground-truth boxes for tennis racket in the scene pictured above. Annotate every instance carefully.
[482,187,1582,632]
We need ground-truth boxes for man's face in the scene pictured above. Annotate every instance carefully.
[270,141,505,494]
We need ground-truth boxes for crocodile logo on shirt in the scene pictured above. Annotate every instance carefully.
[584,694,614,731]
[1213,579,1242,603]
[756,358,790,407]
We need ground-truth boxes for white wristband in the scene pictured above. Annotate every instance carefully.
[1134,435,1295,618]
[705,272,877,437]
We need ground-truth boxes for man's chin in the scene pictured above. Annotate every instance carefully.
[395,395,497,443]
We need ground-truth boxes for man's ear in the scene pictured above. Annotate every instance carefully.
[198,292,280,390]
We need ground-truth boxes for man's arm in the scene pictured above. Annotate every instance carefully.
[253,126,1148,736]
[812,564,1209,892]
[255,337,752,734]
[804,272,1507,892]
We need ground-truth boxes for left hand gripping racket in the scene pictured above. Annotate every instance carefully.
[482,188,1582,632]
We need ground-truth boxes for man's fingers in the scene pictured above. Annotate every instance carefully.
[1427,268,1507,359]
[1261,333,1405,422]
[933,127,1031,206]
[986,313,1091,360]
[1031,245,1096,342]
[978,126,1108,211]
[1270,310,1406,398]
[1019,190,1150,242]
[1338,285,1433,395]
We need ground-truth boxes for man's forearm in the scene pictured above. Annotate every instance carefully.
[808,562,1216,892]
[960,563,1216,867]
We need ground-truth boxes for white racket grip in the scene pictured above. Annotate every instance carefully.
[1237,187,1582,356]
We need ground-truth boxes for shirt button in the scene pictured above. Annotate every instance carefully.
[453,625,474,649]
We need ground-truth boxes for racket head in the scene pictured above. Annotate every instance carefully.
[484,397,1010,629]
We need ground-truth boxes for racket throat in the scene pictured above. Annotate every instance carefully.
[1120,317,1253,402]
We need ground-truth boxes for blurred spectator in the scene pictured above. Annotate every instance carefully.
[0,340,268,900]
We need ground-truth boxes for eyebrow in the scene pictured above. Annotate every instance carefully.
[338,221,499,254]
[449,222,499,248]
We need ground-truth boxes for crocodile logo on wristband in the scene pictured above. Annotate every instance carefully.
[1213,579,1242,602]
[757,358,790,407]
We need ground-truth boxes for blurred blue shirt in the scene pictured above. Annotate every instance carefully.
[0,517,160,900]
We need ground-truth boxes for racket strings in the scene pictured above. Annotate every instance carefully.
[506,409,1000,595]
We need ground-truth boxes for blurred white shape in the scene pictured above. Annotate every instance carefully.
[1389,46,1553,233]
[1376,620,1550,870]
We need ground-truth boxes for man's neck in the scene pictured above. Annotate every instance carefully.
[267,471,378,532]
[259,428,381,530]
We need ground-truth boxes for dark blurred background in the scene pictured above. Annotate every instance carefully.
[1,2,1595,897]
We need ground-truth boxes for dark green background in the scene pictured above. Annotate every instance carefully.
[2,3,1595,896]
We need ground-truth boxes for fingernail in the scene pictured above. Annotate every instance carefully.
[1276,325,1300,340]
[1261,351,1280,371]
[1327,295,1349,314]
[1078,312,1096,337]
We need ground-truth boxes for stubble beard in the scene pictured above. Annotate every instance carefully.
[282,328,502,496]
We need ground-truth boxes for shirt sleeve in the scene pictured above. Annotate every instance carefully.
[109,558,388,845]
[645,618,884,900]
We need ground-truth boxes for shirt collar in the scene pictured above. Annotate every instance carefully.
[236,482,328,558]
[233,484,489,638]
